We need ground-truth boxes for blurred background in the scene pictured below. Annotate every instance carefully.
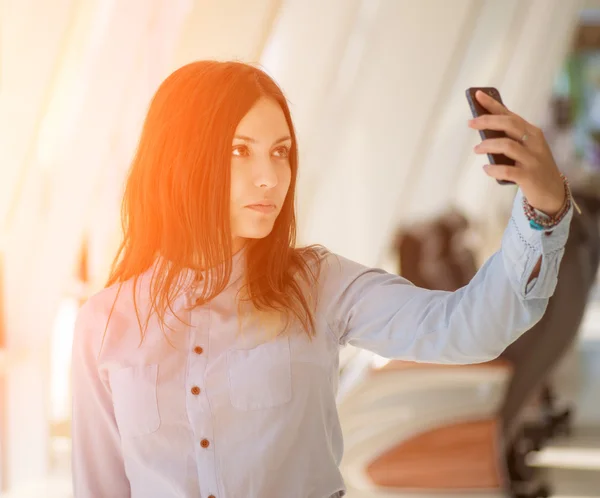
[2,0,600,497]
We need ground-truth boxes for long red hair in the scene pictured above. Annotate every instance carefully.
[106,60,322,341]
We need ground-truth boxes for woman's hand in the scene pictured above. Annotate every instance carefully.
[468,90,565,216]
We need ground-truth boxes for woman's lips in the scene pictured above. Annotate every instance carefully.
[246,204,276,214]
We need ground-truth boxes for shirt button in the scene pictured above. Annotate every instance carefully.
[194,346,204,355]
[191,386,201,395]
[200,439,210,448]
[208,495,216,498]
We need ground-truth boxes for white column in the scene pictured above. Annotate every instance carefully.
[260,0,369,228]
[2,0,190,489]
[279,0,582,268]
[398,0,523,223]
[0,0,77,228]
[172,0,281,67]
[299,0,477,265]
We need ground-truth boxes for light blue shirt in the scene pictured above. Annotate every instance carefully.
[71,189,572,498]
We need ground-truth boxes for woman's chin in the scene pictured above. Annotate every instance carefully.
[237,227,274,240]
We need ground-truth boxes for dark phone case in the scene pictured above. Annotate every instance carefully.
[466,87,515,185]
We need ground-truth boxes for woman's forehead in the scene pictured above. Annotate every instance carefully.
[235,97,290,139]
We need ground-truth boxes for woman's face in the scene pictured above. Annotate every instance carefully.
[230,97,292,250]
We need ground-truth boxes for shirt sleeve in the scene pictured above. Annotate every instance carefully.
[71,298,131,497]
[320,188,573,364]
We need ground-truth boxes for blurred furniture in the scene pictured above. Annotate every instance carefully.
[394,210,477,292]
[338,359,512,498]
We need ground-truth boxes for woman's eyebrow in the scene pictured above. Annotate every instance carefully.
[234,135,292,144]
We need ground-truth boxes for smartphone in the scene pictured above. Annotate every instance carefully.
[465,87,515,185]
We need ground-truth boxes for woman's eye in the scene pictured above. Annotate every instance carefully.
[232,145,250,157]
[272,146,290,159]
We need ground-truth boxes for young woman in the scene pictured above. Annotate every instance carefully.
[71,60,573,498]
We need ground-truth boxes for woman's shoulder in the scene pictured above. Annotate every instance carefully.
[73,270,160,355]
[291,244,336,284]
[299,246,394,300]
[292,245,373,296]
[78,266,157,328]
[295,244,337,268]
[297,245,366,275]
[81,277,140,316]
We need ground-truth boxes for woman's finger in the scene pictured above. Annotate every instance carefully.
[474,138,536,165]
[483,164,525,184]
[475,90,512,115]
[468,115,530,142]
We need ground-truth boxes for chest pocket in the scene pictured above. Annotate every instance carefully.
[109,364,161,437]
[227,337,292,410]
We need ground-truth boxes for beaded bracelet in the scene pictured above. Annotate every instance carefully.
[522,174,579,231]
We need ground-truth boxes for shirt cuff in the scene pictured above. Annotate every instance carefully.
[525,276,539,294]
[510,188,573,255]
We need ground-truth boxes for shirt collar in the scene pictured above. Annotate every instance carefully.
[185,245,247,298]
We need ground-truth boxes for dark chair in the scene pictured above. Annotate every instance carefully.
[394,210,476,292]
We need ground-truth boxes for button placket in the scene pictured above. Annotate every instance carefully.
[188,294,219,496]
[188,304,208,411]
[187,300,217,495]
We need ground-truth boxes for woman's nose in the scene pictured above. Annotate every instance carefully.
[253,157,278,188]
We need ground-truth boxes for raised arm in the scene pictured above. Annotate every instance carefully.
[321,189,572,364]
[321,89,573,364]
